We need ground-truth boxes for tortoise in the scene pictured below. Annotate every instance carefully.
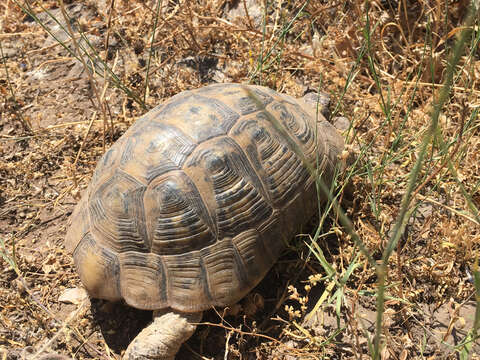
[65,83,344,359]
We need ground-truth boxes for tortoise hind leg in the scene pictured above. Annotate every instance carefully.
[123,310,202,360]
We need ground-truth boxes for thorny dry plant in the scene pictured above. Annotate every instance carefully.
[0,0,479,359]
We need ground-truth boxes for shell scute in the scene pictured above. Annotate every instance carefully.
[119,252,167,310]
[90,142,123,187]
[230,112,311,208]
[65,195,90,253]
[231,229,271,286]
[157,93,240,143]
[89,169,148,253]
[198,84,275,115]
[162,252,211,311]
[185,137,273,239]
[143,172,216,255]
[119,122,195,183]
[73,232,121,301]
[201,239,238,305]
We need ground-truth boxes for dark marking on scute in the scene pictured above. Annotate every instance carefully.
[187,137,272,239]
[162,252,213,309]
[250,87,274,106]
[119,252,168,309]
[233,118,254,136]
[232,245,248,286]
[245,143,263,172]
[171,261,199,292]
[120,137,136,165]
[119,122,196,183]
[73,232,121,301]
[90,144,121,186]
[289,101,318,128]
[97,146,117,173]
[146,164,178,182]
[201,239,238,304]
[190,106,201,114]
[234,96,263,115]
[269,100,319,163]
[199,257,211,299]
[270,101,313,145]
[156,93,240,143]
[100,247,120,274]
[89,169,149,253]
[144,172,216,256]
[205,153,225,173]
[198,95,239,133]
[103,147,116,166]
[231,229,270,286]
[230,114,311,207]
[144,129,195,181]
[73,232,120,277]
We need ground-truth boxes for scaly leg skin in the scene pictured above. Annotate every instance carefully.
[123,310,202,360]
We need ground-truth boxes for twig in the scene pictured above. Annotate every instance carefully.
[198,321,282,344]
[224,330,232,360]
[32,299,89,359]
[144,0,163,104]
[417,194,479,225]
[0,31,43,37]
[409,103,466,202]
[36,57,75,70]
[72,111,97,188]
[242,0,255,30]
[0,40,34,133]
[12,271,106,359]
[59,0,112,152]
[103,0,116,137]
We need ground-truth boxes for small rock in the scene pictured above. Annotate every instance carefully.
[13,278,26,295]
[2,45,19,58]
[58,287,88,305]
[225,0,264,29]
[21,346,72,360]
[332,116,351,131]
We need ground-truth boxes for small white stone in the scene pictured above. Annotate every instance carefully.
[58,287,88,305]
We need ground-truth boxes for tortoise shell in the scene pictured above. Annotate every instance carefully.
[65,83,343,312]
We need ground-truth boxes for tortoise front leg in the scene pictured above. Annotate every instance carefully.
[123,309,202,360]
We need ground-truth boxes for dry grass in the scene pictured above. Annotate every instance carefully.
[1,0,479,359]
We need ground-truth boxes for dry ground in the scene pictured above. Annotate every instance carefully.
[1,1,479,359]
